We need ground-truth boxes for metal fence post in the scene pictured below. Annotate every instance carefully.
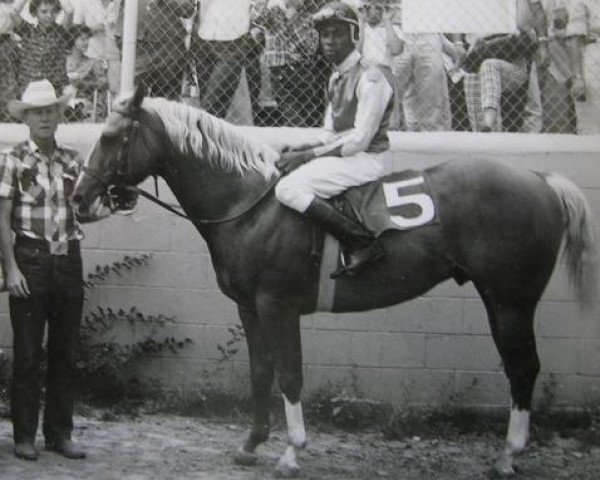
[120,0,140,95]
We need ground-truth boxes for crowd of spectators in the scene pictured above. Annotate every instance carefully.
[0,0,597,133]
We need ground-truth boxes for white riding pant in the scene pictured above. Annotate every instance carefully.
[275,152,386,213]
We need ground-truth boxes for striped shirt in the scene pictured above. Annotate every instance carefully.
[0,140,83,254]
[251,2,319,67]
[15,22,71,92]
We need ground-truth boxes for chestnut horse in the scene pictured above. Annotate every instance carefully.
[72,89,597,477]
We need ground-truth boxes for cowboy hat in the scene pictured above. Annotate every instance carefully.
[8,80,70,120]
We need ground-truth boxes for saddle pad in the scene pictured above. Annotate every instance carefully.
[345,169,439,235]
[316,170,439,311]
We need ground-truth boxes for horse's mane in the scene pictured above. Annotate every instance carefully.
[142,97,279,179]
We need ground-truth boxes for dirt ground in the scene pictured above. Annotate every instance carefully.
[0,411,599,480]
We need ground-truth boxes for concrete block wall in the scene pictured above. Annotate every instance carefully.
[1,124,599,409]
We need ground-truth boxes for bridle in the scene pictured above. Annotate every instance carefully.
[81,107,276,224]
[80,111,188,217]
[82,110,140,189]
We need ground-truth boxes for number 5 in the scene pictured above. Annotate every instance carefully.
[382,177,435,228]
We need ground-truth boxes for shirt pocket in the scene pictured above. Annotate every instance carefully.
[18,167,44,203]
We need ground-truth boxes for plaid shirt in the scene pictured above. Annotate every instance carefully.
[0,140,83,254]
[15,22,70,92]
[251,2,319,68]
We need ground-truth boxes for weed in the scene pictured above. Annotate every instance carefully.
[77,253,192,402]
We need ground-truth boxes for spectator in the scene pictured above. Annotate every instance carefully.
[383,0,458,131]
[73,0,120,100]
[116,0,194,100]
[539,0,577,133]
[190,0,264,123]
[567,0,600,134]
[0,79,110,461]
[463,0,548,132]
[443,34,470,131]
[393,33,455,132]
[66,24,108,120]
[0,0,27,121]
[252,0,324,127]
[14,0,75,97]
[357,0,403,67]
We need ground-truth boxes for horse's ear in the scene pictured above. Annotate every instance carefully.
[131,84,145,110]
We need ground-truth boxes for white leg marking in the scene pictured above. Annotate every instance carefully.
[276,445,301,478]
[506,407,530,453]
[283,395,306,448]
[275,395,306,477]
[496,407,530,476]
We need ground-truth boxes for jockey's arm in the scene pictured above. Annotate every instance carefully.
[276,68,392,175]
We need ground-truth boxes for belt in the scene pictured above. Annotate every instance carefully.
[15,236,80,254]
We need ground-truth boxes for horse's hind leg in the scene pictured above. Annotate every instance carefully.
[483,297,540,476]
[234,305,275,465]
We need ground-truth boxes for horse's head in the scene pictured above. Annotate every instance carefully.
[72,86,160,220]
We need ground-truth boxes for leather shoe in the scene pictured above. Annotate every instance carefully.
[45,439,86,459]
[14,442,38,461]
[330,241,385,279]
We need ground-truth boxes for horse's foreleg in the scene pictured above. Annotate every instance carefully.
[256,298,305,478]
[488,304,539,476]
[234,305,275,466]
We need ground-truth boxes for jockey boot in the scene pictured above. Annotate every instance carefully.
[304,198,385,278]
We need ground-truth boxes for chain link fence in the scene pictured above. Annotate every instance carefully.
[0,0,598,134]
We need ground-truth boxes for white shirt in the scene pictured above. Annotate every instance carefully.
[198,0,251,41]
[566,0,600,38]
[321,51,393,156]
[361,23,403,66]
[0,4,18,34]
[73,0,120,60]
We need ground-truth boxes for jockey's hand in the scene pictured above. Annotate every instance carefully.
[281,142,316,153]
[276,149,315,176]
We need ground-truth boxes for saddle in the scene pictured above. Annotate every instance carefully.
[311,169,440,264]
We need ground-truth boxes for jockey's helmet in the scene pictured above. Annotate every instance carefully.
[313,2,360,41]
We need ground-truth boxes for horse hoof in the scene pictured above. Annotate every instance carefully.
[274,460,300,478]
[233,448,258,466]
[494,458,516,477]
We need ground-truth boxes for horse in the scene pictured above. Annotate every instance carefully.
[71,88,598,478]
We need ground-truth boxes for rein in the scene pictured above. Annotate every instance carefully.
[132,182,276,225]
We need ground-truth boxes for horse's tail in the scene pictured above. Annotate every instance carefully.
[544,172,598,306]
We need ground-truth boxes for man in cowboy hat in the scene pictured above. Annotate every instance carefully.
[0,79,110,461]
[274,1,394,278]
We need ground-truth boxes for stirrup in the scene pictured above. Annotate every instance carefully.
[330,241,385,279]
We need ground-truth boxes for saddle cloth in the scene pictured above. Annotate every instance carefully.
[316,169,439,311]
[338,169,439,235]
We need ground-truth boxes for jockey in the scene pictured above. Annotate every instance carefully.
[274,1,394,278]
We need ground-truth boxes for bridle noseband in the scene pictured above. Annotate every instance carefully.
[83,112,140,189]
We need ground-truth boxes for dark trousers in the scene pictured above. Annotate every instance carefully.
[10,240,83,444]
[270,60,328,128]
[191,35,262,123]
[136,42,187,100]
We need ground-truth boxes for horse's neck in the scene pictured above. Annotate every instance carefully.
[160,150,276,225]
